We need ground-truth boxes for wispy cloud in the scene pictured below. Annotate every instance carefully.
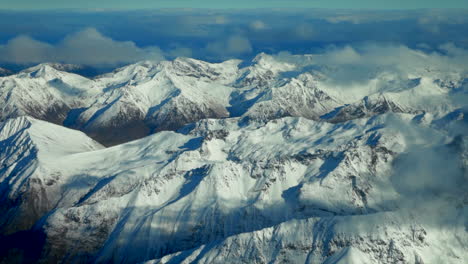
[249,20,267,30]
[205,35,253,58]
[273,43,468,79]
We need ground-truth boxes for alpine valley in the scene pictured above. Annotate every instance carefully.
[0,53,467,263]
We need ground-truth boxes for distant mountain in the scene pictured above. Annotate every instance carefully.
[0,67,13,77]
[321,93,421,122]
[0,64,97,124]
[68,58,240,145]
[34,62,85,72]
[38,63,103,77]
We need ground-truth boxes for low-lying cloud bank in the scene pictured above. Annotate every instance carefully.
[2,28,468,73]
[0,28,257,67]
[0,9,467,68]
[273,43,468,78]
[0,28,165,67]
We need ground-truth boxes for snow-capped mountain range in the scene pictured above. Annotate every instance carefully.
[0,54,467,263]
[1,53,464,146]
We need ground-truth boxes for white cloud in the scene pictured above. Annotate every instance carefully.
[324,13,410,24]
[274,43,468,75]
[180,15,228,26]
[214,15,228,25]
[226,35,253,54]
[0,28,165,66]
[1,35,53,64]
[205,35,253,57]
[294,23,315,40]
[269,43,468,99]
[250,20,267,30]
[166,45,193,58]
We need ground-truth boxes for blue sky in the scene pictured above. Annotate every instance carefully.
[1,0,468,10]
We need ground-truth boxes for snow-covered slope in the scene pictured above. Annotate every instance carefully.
[1,54,465,146]
[240,73,342,120]
[38,63,86,73]
[322,93,419,123]
[64,58,238,145]
[0,64,97,124]
[0,112,466,263]
[235,53,297,88]
[0,116,102,234]
[149,205,466,264]
[0,52,467,263]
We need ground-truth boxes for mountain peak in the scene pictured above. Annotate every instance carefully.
[20,63,63,79]
[0,116,102,158]
[43,62,85,72]
[0,67,14,77]
[252,52,272,63]
[250,52,296,73]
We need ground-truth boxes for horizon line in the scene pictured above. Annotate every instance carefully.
[1,7,468,12]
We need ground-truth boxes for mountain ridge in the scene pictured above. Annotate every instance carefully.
[0,113,465,263]
[1,54,463,146]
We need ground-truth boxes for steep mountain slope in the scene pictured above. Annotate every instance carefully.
[150,207,466,264]
[240,73,342,120]
[317,71,465,121]
[322,93,418,123]
[66,58,239,145]
[1,54,465,146]
[0,116,102,234]
[234,53,297,88]
[0,64,97,124]
[1,112,466,263]
[30,63,86,74]
[0,51,467,263]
